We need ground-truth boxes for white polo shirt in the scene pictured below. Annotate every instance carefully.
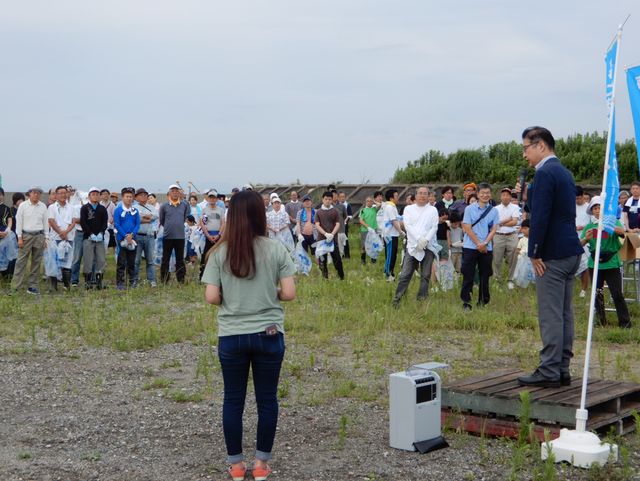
[48,202,75,241]
[495,202,521,234]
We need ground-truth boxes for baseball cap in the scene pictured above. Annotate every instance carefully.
[168,184,180,191]
[206,188,218,197]
[135,188,149,196]
[271,195,282,204]
[28,186,44,194]
[501,187,512,194]
[242,183,253,191]
[302,194,312,202]
[88,186,100,194]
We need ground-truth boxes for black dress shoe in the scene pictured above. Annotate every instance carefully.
[517,370,561,388]
[560,373,571,386]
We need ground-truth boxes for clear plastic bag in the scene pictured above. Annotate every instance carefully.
[190,228,206,256]
[44,239,61,279]
[436,259,455,291]
[0,231,18,271]
[276,229,295,253]
[293,241,312,275]
[512,255,535,288]
[365,229,384,259]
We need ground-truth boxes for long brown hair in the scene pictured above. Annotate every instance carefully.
[212,190,266,278]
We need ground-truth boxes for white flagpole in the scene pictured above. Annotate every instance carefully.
[576,25,622,432]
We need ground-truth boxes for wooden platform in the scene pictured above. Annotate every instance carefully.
[441,369,640,440]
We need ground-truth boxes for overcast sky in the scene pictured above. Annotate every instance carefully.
[1,1,639,193]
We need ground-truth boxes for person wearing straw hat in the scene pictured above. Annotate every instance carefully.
[580,196,630,328]
[11,186,48,294]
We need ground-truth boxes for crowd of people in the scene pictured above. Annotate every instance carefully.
[0,176,637,327]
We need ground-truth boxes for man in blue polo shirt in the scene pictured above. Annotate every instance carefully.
[460,182,499,311]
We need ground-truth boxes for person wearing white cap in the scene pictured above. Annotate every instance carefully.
[46,185,76,290]
[198,189,225,279]
[11,186,48,294]
[80,187,109,289]
[579,196,630,328]
[159,184,189,284]
[266,195,293,251]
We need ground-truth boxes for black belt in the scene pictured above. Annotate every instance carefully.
[23,230,44,235]
[137,233,147,236]
[496,232,516,236]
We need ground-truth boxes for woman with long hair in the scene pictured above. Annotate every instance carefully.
[202,190,296,481]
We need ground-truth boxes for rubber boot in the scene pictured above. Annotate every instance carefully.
[95,273,103,290]
[360,252,366,265]
[85,273,94,290]
[61,269,71,290]
[49,276,58,292]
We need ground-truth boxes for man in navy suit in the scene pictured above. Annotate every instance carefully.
[517,127,584,388]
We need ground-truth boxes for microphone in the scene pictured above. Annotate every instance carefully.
[518,167,528,203]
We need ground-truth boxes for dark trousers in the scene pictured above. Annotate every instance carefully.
[343,224,350,258]
[199,232,218,280]
[116,247,136,286]
[589,267,631,328]
[218,332,285,463]
[161,238,186,283]
[319,244,345,279]
[460,248,493,306]
[383,236,399,277]
[300,234,315,256]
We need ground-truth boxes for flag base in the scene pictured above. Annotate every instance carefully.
[541,428,618,468]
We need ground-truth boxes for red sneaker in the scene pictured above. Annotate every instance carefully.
[252,463,272,481]
[228,463,246,481]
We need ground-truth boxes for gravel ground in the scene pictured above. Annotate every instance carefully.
[1,339,638,481]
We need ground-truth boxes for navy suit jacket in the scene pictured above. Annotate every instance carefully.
[527,157,583,261]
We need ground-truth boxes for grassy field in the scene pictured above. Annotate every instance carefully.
[1,252,639,480]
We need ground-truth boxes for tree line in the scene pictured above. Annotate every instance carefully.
[392,131,638,187]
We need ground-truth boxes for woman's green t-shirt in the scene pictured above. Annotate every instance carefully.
[202,237,296,337]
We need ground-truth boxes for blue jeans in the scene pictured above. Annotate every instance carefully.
[218,332,285,464]
[134,234,156,283]
[70,234,84,284]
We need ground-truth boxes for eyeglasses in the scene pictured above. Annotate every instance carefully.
[522,141,539,152]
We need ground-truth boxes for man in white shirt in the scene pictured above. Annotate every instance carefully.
[11,186,49,294]
[381,189,403,281]
[47,185,76,290]
[493,187,521,287]
[392,186,439,307]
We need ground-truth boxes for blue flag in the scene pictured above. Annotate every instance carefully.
[603,38,619,233]
[627,64,640,174]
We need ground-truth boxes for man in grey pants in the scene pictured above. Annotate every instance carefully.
[11,186,48,294]
[80,187,108,289]
[392,187,438,307]
[517,127,584,388]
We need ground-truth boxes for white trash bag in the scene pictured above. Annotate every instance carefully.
[436,259,455,291]
[313,239,334,258]
[293,241,312,275]
[512,255,535,288]
[364,229,384,260]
